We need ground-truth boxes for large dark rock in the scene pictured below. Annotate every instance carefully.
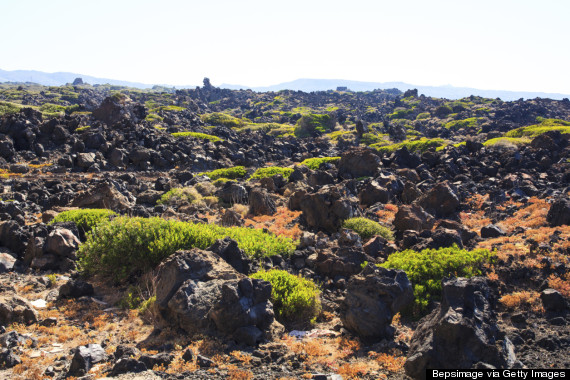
[71,181,135,210]
[58,279,94,299]
[340,265,413,339]
[540,289,568,312]
[546,198,570,226]
[338,147,381,179]
[415,182,460,217]
[248,188,276,216]
[0,220,29,256]
[358,180,390,207]
[0,349,21,368]
[155,249,279,345]
[0,252,16,273]
[92,95,145,125]
[481,224,506,238]
[0,293,39,326]
[405,277,517,379]
[393,204,434,232]
[216,182,248,204]
[297,185,358,233]
[45,228,80,259]
[207,238,251,275]
[110,358,147,376]
[68,344,107,377]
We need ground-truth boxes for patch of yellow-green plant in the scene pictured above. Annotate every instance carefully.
[201,112,247,128]
[483,137,530,147]
[373,138,445,154]
[444,117,485,130]
[388,108,414,120]
[171,131,222,142]
[145,113,163,123]
[380,245,495,314]
[436,141,466,152]
[0,101,23,116]
[342,217,393,240]
[251,269,320,326]
[326,130,354,141]
[199,166,247,180]
[298,156,340,170]
[416,112,431,120]
[79,217,297,280]
[360,132,389,146]
[505,118,570,138]
[75,125,92,133]
[250,166,294,180]
[49,208,117,234]
[294,113,335,137]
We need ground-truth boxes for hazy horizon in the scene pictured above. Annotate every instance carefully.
[2,0,569,94]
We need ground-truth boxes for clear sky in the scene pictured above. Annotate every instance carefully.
[2,0,569,93]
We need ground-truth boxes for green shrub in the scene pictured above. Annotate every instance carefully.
[145,113,163,123]
[294,113,335,137]
[483,137,530,147]
[79,217,296,280]
[250,269,320,325]
[199,166,247,180]
[39,103,79,115]
[380,245,495,313]
[444,117,484,130]
[250,167,294,180]
[374,138,445,154]
[171,131,222,142]
[157,187,202,205]
[342,217,393,240]
[49,208,117,234]
[201,112,247,128]
[388,108,414,120]
[505,118,570,138]
[434,105,453,118]
[416,112,430,120]
[0,101,23,116]
[298,157,340,170]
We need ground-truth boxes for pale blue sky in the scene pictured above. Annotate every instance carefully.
[2,0,569,92]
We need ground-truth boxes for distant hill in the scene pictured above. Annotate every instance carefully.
[221,78,570,101]
[2,69,569,101]
[0,69,155,89]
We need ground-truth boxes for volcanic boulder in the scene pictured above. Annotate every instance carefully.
[340,265,413,339]
[404,277,517,379]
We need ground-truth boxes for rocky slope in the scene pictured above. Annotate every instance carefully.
[0,81,568,379]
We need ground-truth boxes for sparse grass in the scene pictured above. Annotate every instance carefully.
[483,137,530,147]
[0,100,23,116]
[171,131,222,142]
[157,187,202,206]
[444,117,484,130]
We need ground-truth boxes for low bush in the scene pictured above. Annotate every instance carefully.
[250,167,294,180]
[0,101,23,116]
[444,117,484,130]
[199,166,247,180]
[250,269,320,325]
[505,118,570,138]
[483,137,530,147]
[299,156,340,170]
[342,217,393,240]
[294,113,335,137]
[201,112,247,128]
[49,208,117,234]
[79,217,296,280]
[374,138,445,154]
[380,245,495,314]
[416,112,430,120]
[171,131,222,142]
[157,187,202,205]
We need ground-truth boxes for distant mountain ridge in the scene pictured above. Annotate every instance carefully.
[1,69,569,101]
[221,78,570,101]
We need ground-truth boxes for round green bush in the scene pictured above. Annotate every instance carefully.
[342,217,393,240]
[250,166,294,180]
[380,245,495,314]
[250,269,320,326]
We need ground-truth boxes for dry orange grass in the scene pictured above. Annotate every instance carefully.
[376,204,398,225]
[227,366,254,380]
[548,273,570,298]
[369,352,406,372]
[244,206,302,240]
[500,291,543,312]
[496,197,550,234]
[337,361,370,379]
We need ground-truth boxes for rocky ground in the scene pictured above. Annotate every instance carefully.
[0,81,568,379]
